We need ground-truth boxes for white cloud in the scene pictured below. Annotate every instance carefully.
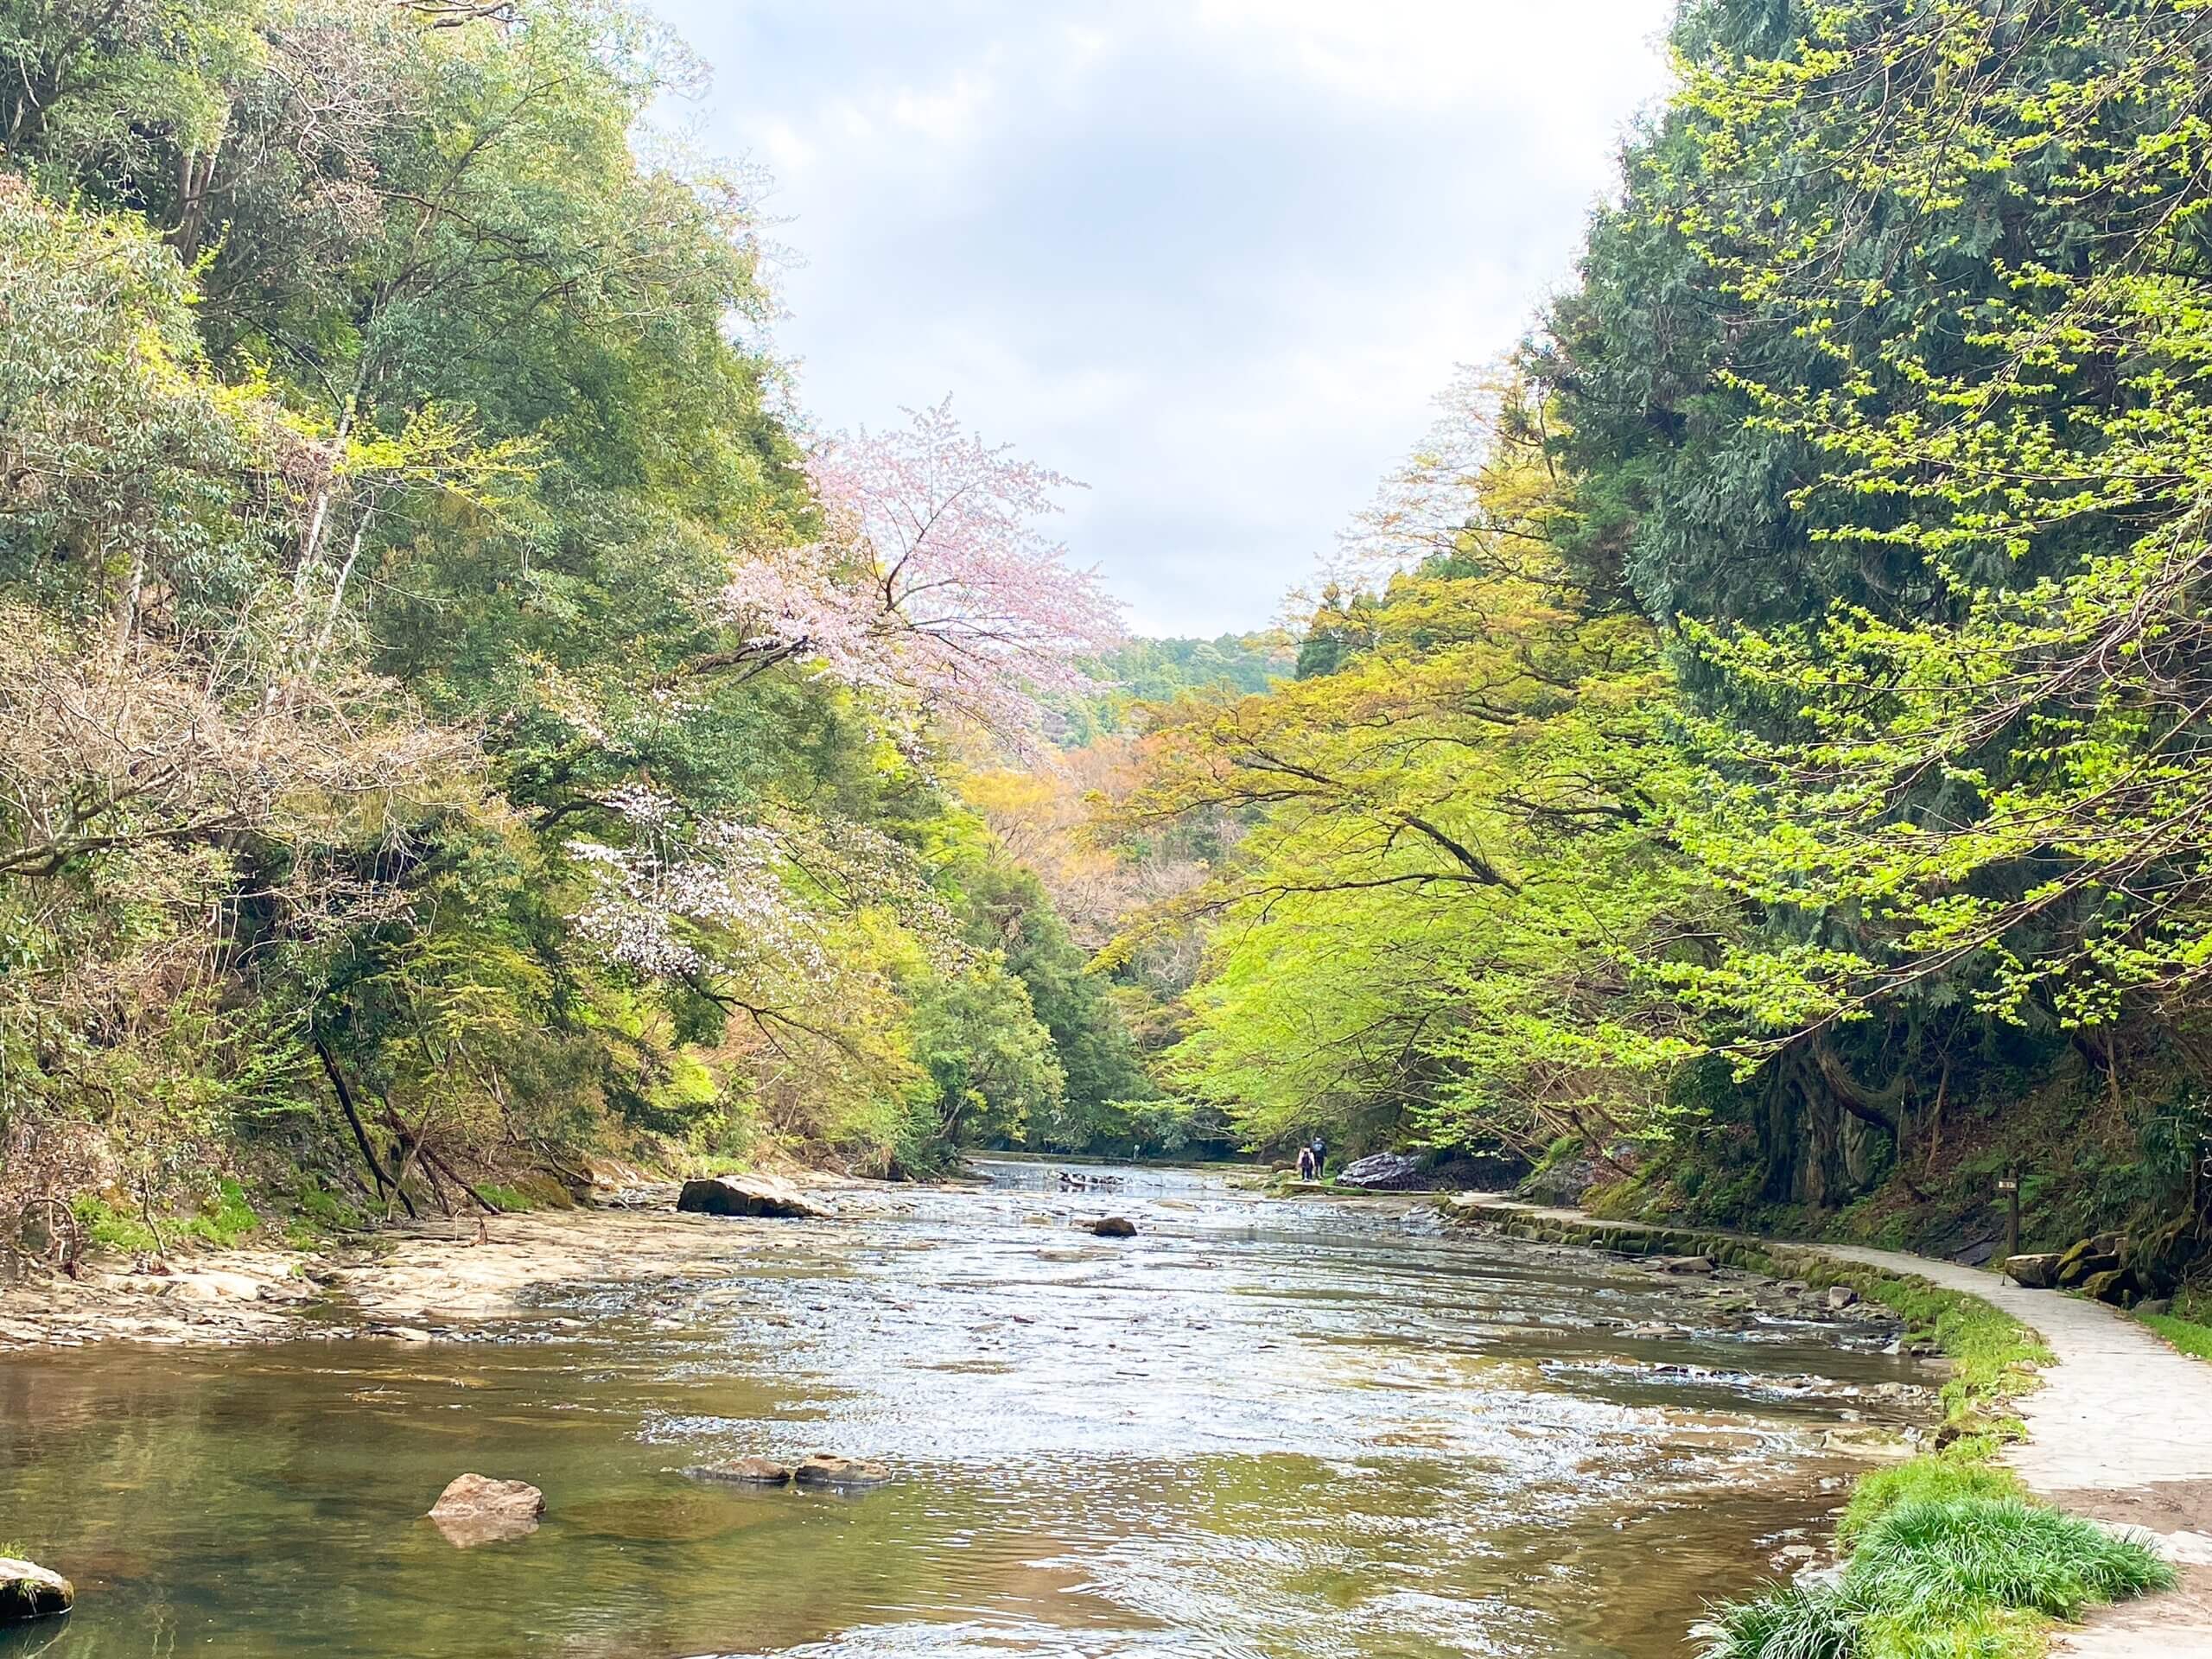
[645,0,1677,636]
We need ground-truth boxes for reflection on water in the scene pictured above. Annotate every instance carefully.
[0,1160,1921,1658]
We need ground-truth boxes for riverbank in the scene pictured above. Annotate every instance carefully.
[1443,1196,2212,1656]
[0,1180,932,1351]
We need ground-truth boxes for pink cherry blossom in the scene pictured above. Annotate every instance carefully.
[717,398,1123,746]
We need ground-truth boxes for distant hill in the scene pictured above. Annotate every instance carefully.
[1054,632,1294,745]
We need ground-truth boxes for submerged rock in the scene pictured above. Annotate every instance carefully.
[1654,1255,1717,1275]
[677,1174,828,1220]
[791,1453,891,1491]
[685,1457,793,1486]
[1821,1426,1915,1461]
[427,1473,544,1548]
[2004,1252,2062,1289]
[0,1559,72,1624]
[1089,1217,1137,1238]
[567,1494,767,1542]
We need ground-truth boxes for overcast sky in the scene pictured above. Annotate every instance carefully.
[644,1,1679,637]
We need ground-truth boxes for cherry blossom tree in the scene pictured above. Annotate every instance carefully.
[715,399,1123,746]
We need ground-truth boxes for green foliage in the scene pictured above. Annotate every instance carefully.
[1840,1464,2030,1549]
[1120,0,2212,1239]
[0,0,1137,1224]
[1700,1487,2171,1659]
[1056,632,1291,744]
[1852,1498,2171,1625]
[68,1197,159,1257]
[184,1179,259,1248]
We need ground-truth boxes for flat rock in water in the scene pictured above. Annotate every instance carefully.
[791,1453,890,1491]
[1089,1217,1137,1238]
[0,1559,73,1623]
[677,1174,828,1220]
[1655,1255,1716,1274]
[685,1457,793,1486]
[427,1473,544,1548]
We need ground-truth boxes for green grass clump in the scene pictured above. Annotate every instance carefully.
[1852,1497,2172,1623]
[182,1178,258,1247]
[2137,1311,2212,1361]
[1840,1462,2026,1546]
[1694,1580,1866,1659]
[1699,1492,2174,1659]
[473,1183,535,1213]
[68,1195,158,1255]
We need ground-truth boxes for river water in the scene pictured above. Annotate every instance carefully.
[0,1161,1925,1659]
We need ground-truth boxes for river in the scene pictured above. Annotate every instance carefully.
[0,1160,1928,1658]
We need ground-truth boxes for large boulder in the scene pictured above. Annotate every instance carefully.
[677,1174,828,1220]
[1336,1152,1425,1191]
[1089,1217,1137,1238]
[2004,1253,2063,1289]
[0,1559,72,1624]
[1518,1154,1601,1207]
[427,1473,544,1548]
[2081,1267,2140,1307]
[2055,1236,2123,1289]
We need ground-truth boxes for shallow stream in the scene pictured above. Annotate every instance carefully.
[0,1161,1926,1657]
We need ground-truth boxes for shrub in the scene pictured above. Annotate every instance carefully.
[1698,1491,2174,1659]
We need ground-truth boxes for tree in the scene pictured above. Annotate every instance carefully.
[715,401,1123,748]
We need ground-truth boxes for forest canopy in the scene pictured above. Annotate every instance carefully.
[1110,0,2212,1233]
[0,0,1154,1229]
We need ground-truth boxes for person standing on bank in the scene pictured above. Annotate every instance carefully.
[1296,1141,1317,1181]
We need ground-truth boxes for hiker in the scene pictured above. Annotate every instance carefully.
[1309,1135,1327,1179]
[1296,1142,1317,1181]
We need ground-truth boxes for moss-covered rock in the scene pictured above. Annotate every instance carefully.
[2055,1237,2122,1288]
[0,1558,73,1623]
[2080,1267,2139,1306]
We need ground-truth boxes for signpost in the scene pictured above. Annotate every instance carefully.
[1998,1172,2020,1262]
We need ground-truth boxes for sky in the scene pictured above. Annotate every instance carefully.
[643,1,1681,638]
